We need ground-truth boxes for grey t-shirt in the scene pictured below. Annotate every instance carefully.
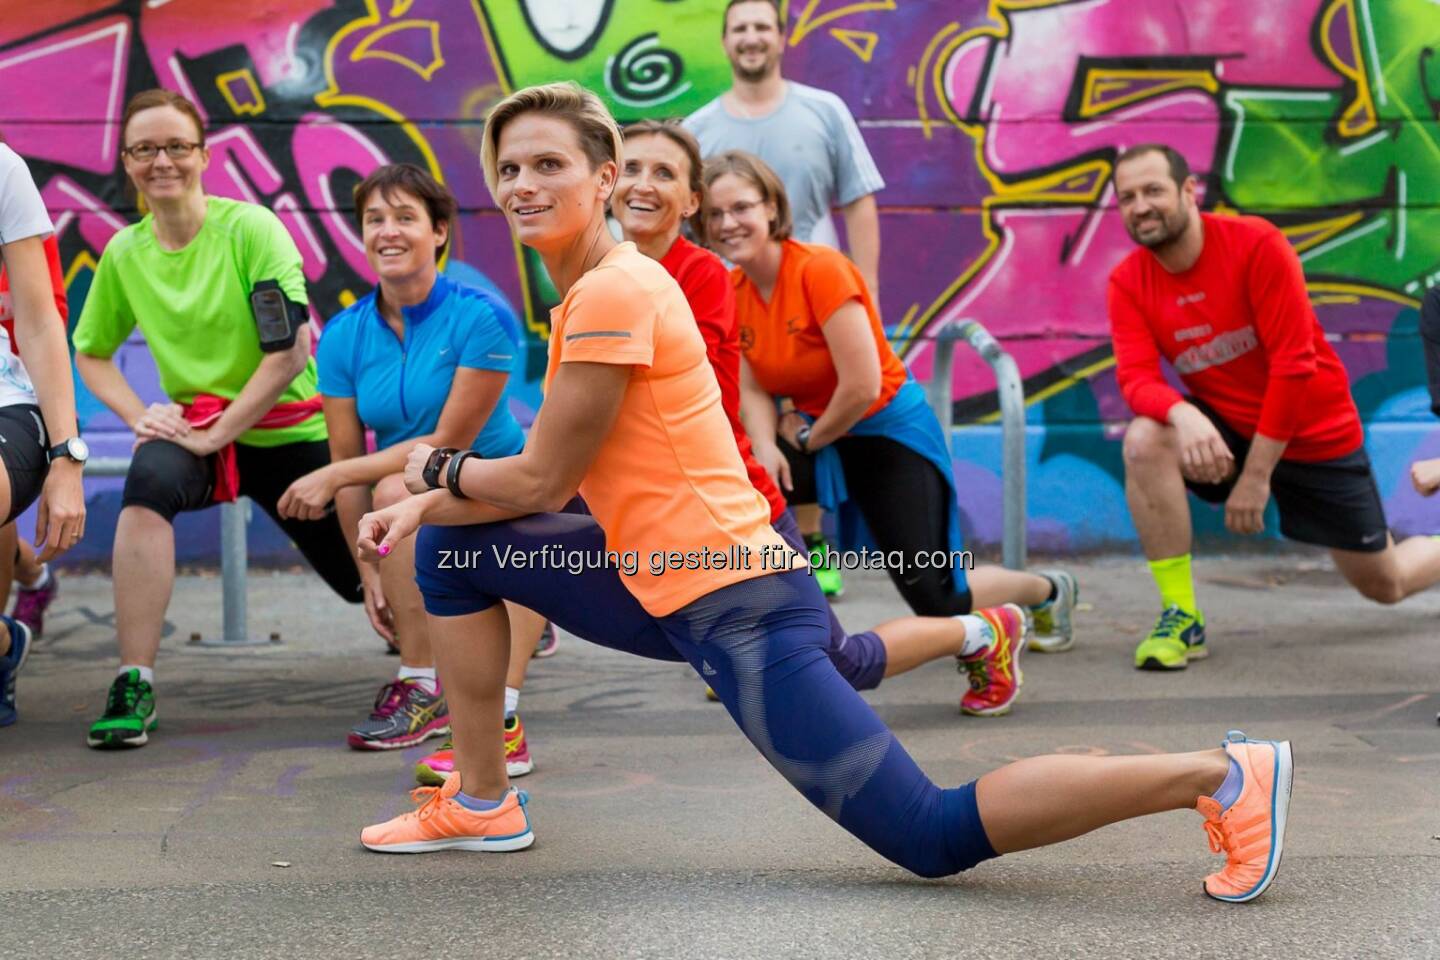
[685,81,884,248]
[0,145,53,249]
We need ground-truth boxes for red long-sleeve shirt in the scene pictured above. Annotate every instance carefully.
[0,234,69,356]
[660,236,788,522]
[1108,213,1362,462]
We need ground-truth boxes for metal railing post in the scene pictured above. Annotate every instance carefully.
[85,456,264,645]
[924,321,1028,571]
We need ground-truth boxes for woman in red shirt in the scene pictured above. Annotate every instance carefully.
[705,150,1077,691]
[612,120,1023,709]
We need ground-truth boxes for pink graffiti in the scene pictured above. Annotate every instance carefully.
[38,176,128,254]
[291,115,392,283]
[0,15,131,173]
[138,0,335,118]
[916,0,1342,393]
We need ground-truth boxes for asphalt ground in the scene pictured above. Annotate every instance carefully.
[2,555,1437,959]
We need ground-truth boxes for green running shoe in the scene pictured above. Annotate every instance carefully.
[805,533,845,598]
[1134,606,1207,671]
[87,669,157,748]
[1029,568,1078,653]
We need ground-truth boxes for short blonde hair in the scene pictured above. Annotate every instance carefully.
[702,149,792,241]
[480,82,622,199]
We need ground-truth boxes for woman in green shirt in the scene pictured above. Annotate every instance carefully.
[73,89,362,750]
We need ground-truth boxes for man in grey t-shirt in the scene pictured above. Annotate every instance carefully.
[684,0,885,302]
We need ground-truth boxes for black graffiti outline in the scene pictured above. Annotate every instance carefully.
[517,0,617,62]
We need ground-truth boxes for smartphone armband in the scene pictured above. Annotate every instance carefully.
[250,280,305,352]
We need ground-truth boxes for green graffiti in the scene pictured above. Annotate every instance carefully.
[1223,0,1440,294]
[479,1,733,119]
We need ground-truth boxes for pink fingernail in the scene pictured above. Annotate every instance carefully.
[378,544,391,556]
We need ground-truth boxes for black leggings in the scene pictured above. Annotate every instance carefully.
[121,439,362,603]
[783,434,972,616]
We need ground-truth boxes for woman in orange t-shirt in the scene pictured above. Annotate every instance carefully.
[348,84,1296,908]
[705,150,1075,667]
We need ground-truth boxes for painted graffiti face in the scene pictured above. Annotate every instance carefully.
[495,113,615,253]
[361,187,446,287]
[1114,152,1195,251]
[121,106,208,206]
[723,1,784,83]
[613,134,699,248]
[705,172,775,267]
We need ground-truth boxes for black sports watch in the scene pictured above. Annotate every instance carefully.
[49,436,90,465]
[795,425,812,455]
[421,447,460,490]
[446,451,478,499]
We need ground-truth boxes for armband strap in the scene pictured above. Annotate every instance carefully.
[446,451,478,499]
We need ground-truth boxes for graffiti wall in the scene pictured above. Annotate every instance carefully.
[2,0,1437,561]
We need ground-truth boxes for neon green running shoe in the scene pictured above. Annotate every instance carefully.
[87,669,157,749]
[1134,606,1207,671]
[805,533,844,598]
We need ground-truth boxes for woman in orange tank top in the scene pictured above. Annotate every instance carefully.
[705,150,1077,664]
[348,84,1297,907]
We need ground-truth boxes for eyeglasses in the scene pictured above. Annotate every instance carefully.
[122,140,202,162]
[706,200,762,224]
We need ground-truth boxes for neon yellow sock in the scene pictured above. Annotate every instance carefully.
[1148,554,1198,618]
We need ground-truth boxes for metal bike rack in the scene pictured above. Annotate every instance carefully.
[922,320,1028,571]
[86,457,263,646]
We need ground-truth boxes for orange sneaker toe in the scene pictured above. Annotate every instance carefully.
[361,774,534,853]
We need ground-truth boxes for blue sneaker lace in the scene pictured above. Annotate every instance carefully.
[1151,606,1191,642]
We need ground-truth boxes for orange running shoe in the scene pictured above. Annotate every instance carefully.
[1195,730,1294,903]
[361,774,534,853]
[959,604,1027,717]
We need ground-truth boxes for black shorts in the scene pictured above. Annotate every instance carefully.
[1183,398,1389,553]
[121,438,363,603]
[0,404,49,524]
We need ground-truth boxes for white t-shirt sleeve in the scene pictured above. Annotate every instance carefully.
[0,146,54,247]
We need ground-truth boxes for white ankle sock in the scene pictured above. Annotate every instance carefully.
[21,562,50,591]
[505,686,520,718]
[397,665,438,694]
[119,664,155,685]
[955,615,994,658]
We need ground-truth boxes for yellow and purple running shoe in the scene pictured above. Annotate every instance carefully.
[414,713,534,785]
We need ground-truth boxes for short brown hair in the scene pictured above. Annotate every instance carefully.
[702,149,792,242]
[480,82,621,200]
[352,163,457,260]
[621,119,707,242]
[1115,143,1192,189]
[724,0,784,33]
[121,89,205,148]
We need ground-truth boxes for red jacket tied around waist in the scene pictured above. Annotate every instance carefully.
[180,394,323,503]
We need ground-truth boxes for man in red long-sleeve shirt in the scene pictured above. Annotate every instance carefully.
[1108,144,1440,671]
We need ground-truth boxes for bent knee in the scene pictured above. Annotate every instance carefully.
[372,473,411,509]
[1122,417,1176,469]
[1355,575,1406,605]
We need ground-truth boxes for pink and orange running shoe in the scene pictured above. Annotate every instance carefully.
[959,604,1028,717]
[1195,730,1294,903]
[361,774,534,853]
[414,713,534,786]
